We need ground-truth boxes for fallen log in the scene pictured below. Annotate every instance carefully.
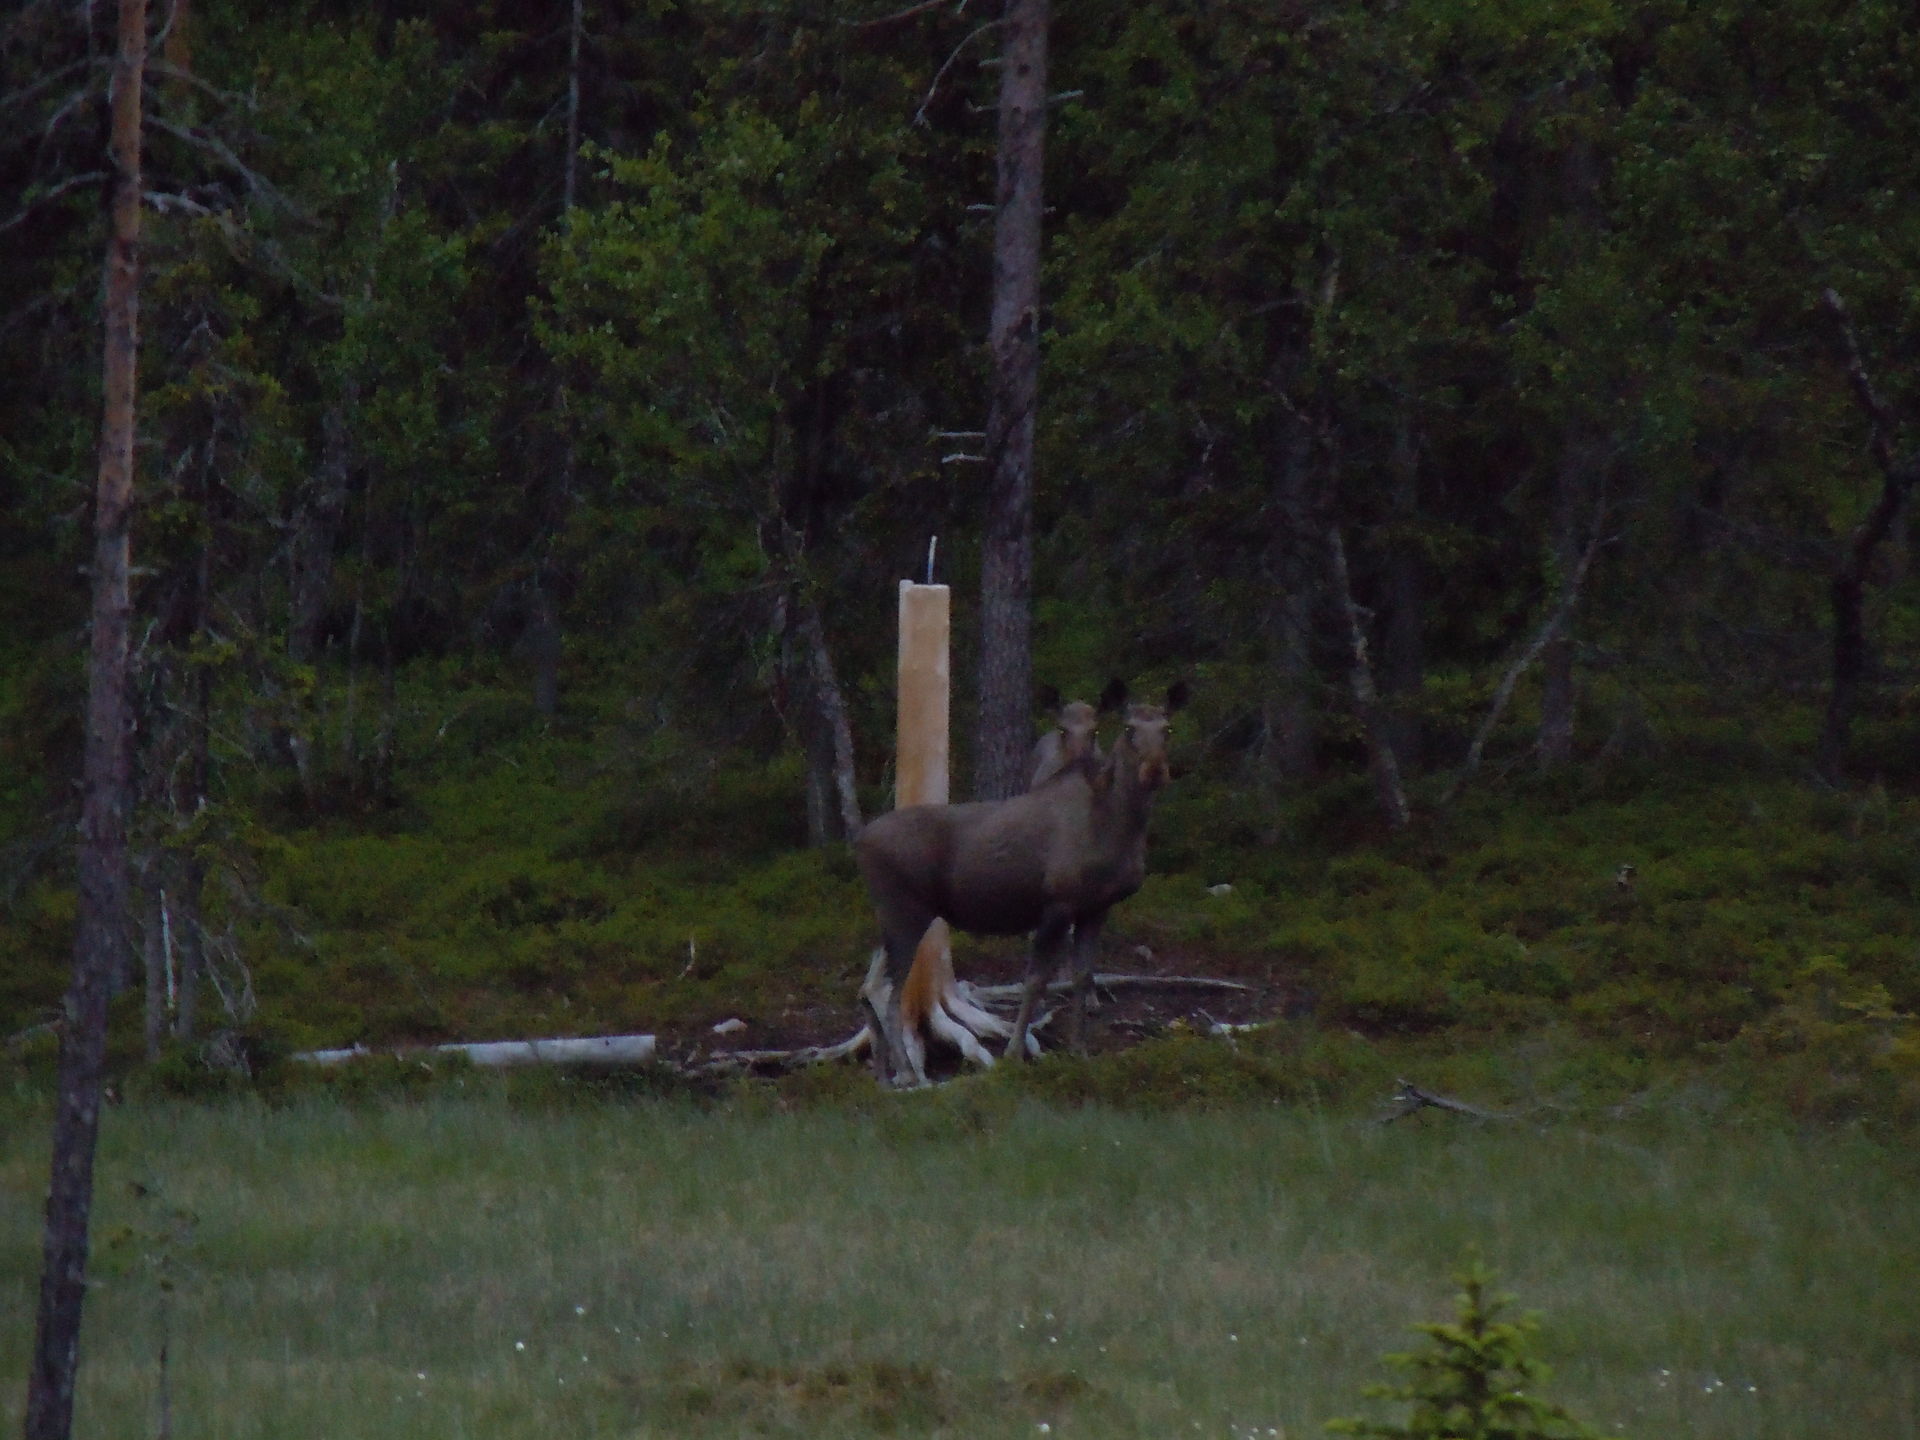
[1380,1078,1511,1124]
[293,1033,657,1069]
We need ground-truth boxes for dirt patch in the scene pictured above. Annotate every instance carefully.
[662,938,1293,1076]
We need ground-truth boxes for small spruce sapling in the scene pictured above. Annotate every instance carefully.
[1327,1260,1621,1440]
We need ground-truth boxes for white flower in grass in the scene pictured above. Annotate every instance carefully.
[514,1341,526,1352]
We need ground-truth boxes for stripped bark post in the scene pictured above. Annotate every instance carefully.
[873,582,949,1078]
[28,0,146,1433]
[859,580,1023,1083]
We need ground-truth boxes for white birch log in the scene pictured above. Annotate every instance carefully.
[293,1033,656,1068]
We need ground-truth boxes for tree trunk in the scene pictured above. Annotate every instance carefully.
[1381,411,1427,773]
[27,2,145,1434]
[528,577,561,718]
[141,870,167,1061]
[1818,471,1920,780]
[563,0,583,215]
[971,0,1048,801]
[173,537,211,1041]
[1261,404,1319,780]
[787,595,862,845]
[1329,528,1410,830]
[289,398,352,665]
[1816,289,1920,782]
[1538,431,1597,770]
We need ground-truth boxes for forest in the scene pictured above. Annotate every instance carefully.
[5,0,1920,1051]
[7,2,1920,1434]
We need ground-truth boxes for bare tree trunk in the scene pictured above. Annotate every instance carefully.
[288,399,352,666]
[1262,406,1319,780]
[533,0,585,719]
[563,0,583,215]
[141,871,166,1061]
[1443,521,1607,806]
[528,577,561,718]
[1382,411,1426,773]
[1538,431,1597,770]
[173,536,211,1040]
[783,593,861,846]
[1329,528,1410,830]
[971,0,1047,801]
[28,2,145,1434]
[1817,289,1920,782]
[796,598,862,842]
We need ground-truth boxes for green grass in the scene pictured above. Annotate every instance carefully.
[4,1087,1917,1438]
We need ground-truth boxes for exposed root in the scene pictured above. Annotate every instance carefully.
[704,966,1240,1081]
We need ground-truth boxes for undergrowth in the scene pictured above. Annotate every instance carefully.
[4,668,1920,1124]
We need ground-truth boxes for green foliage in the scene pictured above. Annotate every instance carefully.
[6,1091,1915,1437]
[985,1025,1382,1111]
[1728,956,1920,1120]
[9,0,1920,1135]
[1329,1262,1620,1440]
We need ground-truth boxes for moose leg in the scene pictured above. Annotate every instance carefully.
[871,907,936,1086]
[1006,911,1072,1061]
[1065,912,1106,1056]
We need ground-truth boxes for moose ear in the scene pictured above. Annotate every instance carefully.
[1097,678,1129,714]
[1035,681,1062,714]
[1164,680,1190,715]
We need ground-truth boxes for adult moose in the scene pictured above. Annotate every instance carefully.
[857,682,1187,1085]
[1029,694,1102,789]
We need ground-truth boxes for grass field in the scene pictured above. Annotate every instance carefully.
[4,1083,1917,1439]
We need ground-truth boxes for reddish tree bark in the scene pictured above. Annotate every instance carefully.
[971,0,1047,800]
[26,1,146,1435]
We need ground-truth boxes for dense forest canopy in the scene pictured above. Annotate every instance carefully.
[4,0,1919,971]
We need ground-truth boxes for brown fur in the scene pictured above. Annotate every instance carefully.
[857,685,1184,1080]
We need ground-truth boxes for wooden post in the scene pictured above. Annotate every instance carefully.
[895,582,953,1040]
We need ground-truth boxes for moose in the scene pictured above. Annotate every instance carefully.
[856,681,1187,1084]
[1029,696,1102,789]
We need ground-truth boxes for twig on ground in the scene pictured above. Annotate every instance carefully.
[1380,1078,1513,1124]
[969,972,1251,1001]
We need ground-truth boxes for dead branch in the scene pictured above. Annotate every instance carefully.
[697,1029,874,1073]
[146,115,308,220]
[1380,1078,1512,1124]
[1824,288,1904,477]
[846,0,963,30]
[1329,526,1410,829]
[969,971,1251,1000]
[0,172,107,235]
[913,20,1001,126]
[0,58,101,114]
[5,1018,62,1054]
[146,59,243,108]
[1442,508,1612,805]
[143,190,214,217]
